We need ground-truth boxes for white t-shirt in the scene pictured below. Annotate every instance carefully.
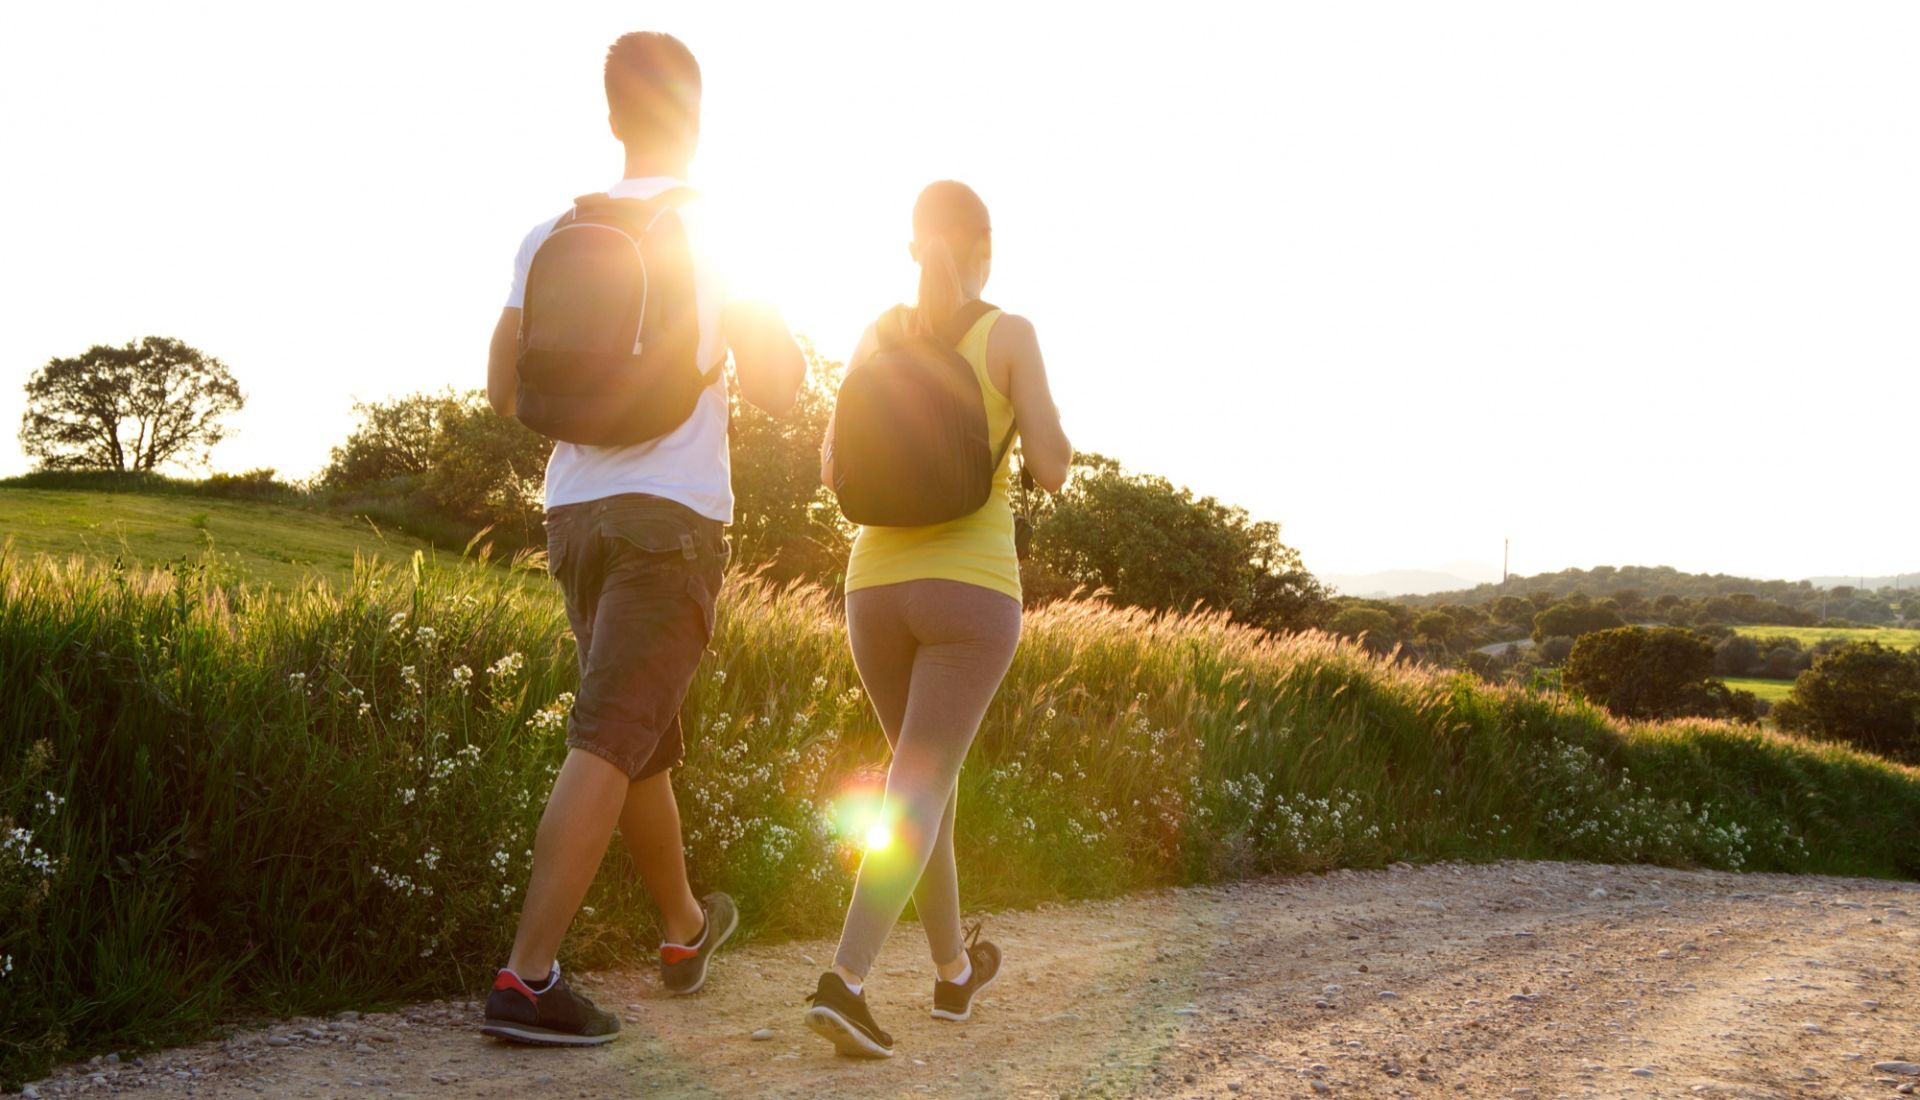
[506,177,733,521]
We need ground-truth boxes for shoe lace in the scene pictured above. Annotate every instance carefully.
[963,919,985,953]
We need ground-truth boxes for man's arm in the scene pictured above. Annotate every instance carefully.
[487,308,521,417]
[723,299,805,416]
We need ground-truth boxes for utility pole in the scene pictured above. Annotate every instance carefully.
[1503,538,1509,585]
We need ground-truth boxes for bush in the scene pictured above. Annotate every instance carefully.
[1564,627,1720,720]
[1772,642,1920,763]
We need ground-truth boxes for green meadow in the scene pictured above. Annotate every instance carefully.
[0,487,434,590]
[1732,624,1920,649]
[1722,677,1797,704]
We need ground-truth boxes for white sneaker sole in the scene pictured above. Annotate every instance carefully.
[930,964,1001,1021]
[479,1021,617,1047]
[804,1005,894,1058]
[669,902,740,996]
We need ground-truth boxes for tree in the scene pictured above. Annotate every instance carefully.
[1563,627,1725,720]
[1327,606,1398,652]
[1531,601,1625,642]
[1772,642,1920,763]
[1490,595,1532,625]
[321,389,551,551]
[1029,453,1329,631]
[1414,610,1456,649]
[1713,634,1761,678]
[20,336,244,471]
[726,339,852,584]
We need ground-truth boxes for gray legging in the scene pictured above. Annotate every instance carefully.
[832,578,1022,980]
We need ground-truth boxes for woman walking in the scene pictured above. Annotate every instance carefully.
[806,181,1072,1057]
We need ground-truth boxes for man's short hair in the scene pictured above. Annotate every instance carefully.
[604,32,701,145]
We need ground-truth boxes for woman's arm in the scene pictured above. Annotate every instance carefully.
[994,314,1072,492]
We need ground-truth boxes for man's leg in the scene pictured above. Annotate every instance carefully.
[618,769,704,945]
[506,748,630,980]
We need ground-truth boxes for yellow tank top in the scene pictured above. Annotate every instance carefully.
[845,308,1020,601]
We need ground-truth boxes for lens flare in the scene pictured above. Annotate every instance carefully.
[826,771,891,861]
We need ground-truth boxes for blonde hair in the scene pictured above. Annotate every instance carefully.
[910,181,990,340]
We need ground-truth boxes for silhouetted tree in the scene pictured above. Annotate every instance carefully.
[20,336,244,471]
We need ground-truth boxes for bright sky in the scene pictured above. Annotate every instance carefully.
[2,1,1915,583]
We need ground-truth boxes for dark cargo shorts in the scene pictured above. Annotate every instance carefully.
[545,493,728,781]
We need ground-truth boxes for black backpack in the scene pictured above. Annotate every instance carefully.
[514,189,720,447]
[830,300,1015,527]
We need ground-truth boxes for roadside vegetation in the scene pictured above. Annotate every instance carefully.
[4,550,1918,1086]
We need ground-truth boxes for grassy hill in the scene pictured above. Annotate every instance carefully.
[0,487,438,589]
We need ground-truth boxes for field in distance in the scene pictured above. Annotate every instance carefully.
[1732,624,1920,649]
[1722,676,1796,704]
[0,487,436,588]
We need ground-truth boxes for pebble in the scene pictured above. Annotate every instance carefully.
[1172,1007,1200,1017]
[1897,1084,1914,1096]
[1313,998,1331,1010]
[532,1076,554,1086]
[750,1028,775,1041]
[1629,1067,1654,1077]
[265,1036,291,1048]
[335,1010,361,1022]
[1322,984,1343,995]
[22,1087,40,1099]
[1875,1062,1920,1076]
[1417,900,1445,912]
[1589,887,1609,899]
[1378,991,1400,1000]
[1310,1081,1331,1095]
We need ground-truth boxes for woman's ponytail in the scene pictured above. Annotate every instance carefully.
[909,180,991,341]
[913,235,965,341]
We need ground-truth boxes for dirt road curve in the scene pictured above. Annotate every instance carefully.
[26,862,1920,1100]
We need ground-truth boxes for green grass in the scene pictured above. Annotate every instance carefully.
[1734,624,1920,649]
[1724,677,1797,704]
[3,549,1918,1087]
[0,488,435,589]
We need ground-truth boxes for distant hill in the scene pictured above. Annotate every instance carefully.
[0,487,438,589]
[1326,570,1486,598]
[1805,574,1919,591]
[1396,563,1916,613]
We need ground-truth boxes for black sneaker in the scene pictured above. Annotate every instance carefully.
[660,892,738,995]
[931,921,1002,1022]
[480,967,620,1046]
[803,972,894,1058]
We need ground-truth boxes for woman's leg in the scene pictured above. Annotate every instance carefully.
[916,784,965,977]
[832,581,1020,983]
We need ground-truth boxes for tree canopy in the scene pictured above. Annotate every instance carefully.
[20,337,244,471]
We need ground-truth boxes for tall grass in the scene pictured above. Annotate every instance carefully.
[3,549,1917,1086]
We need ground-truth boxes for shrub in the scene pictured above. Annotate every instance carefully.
[1772,642,1920,763]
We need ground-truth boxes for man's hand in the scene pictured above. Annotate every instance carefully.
[487,307,522,417]
[723,299,805,416]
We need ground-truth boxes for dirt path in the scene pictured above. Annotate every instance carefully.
[25,862,1920,1099]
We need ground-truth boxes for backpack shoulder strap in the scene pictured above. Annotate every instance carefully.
[568,187,700,235]
[873,306,913,352]
[938,299,998,348]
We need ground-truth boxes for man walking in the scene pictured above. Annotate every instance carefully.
[479,31,805,1045]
